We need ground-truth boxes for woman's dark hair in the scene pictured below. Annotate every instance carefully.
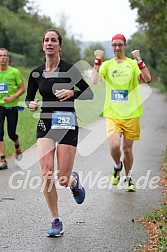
[43,29,63,45]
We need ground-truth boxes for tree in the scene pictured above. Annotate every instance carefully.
[0,0,28,13]
[0,5,82,67]
[126,31,156,79]
[54,14,81,64]
[129,0,167,87]
[0,6,52,66]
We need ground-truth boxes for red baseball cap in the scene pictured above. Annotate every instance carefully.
[112,34,126,44]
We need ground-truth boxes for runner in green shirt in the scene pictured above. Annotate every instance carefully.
[0,48,25,170]
[91,34,152,191]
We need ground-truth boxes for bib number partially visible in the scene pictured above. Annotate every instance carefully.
[111,90,128,102]
[0,83,8,93]
[51,111,75,130]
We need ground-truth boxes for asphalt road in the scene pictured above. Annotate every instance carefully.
[0,87,167,252]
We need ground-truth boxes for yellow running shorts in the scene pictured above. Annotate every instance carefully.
[106,117,140,140]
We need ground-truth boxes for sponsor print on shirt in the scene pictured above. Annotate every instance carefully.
[108,61,133,85]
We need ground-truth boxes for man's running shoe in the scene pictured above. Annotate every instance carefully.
[0,161,8,170]
[110,162,123,185]
[70,171,85,204]
[124,178,136,192]
[47,218,64,237]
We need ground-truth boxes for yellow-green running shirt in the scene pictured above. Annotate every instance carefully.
[99,57,143,119]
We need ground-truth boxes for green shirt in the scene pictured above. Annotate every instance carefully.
[0,66,23,107]
[99,57,143,119]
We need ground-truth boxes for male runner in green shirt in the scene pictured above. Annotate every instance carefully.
[0,48,25,170]
[91,34,152,191]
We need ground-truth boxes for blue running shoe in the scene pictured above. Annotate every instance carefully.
[47,218,64,237]
[70,171,85,204]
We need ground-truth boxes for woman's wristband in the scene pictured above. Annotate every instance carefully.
[94,58,102,66]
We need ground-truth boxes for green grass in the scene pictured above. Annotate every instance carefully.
[4,69,106,157]
[75,81,105,127]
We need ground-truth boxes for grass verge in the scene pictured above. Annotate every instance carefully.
[133,148,167,252]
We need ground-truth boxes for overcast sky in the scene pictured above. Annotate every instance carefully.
[32,0,138,42]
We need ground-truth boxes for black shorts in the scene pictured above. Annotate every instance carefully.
[36,119,78,147]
